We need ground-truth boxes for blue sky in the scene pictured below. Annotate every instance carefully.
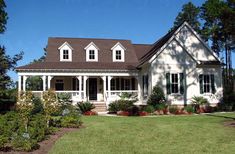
[1,0,234,81]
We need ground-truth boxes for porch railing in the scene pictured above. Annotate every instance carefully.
[32,91,84,102]
[106,90,138,101]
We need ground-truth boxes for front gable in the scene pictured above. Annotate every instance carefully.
[175,24,219,62]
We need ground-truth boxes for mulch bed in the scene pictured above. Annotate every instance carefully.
[224,120,235,127]
[1,128,79,154]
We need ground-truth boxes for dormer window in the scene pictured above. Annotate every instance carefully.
[115,50,122,60]
[58,42,73,61]
[111,42,126,62]
[89,50,95,60]
[63,50,69,59]
[84,42,99,62]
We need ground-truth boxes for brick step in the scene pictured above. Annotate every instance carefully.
[92,103,107,112]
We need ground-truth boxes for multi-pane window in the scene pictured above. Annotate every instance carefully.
[203,75,210,93]
[63,50,69,59]
[116,50,121,60]
[166,73,184,95]
[124,79,130,90]
[89,50,95,60]
[171,74,179,93]
[199,74,215,94]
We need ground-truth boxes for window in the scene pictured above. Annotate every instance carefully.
[199,74,215,94]
[116,50,121,60]
[171,74,179,93]
[63,50,69,59]
[89,50,95,60]
[166,73,185,95]
[142,75,148,97]
[124,79,130,90]
[55,80,64,91]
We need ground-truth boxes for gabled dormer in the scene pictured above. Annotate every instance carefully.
[84,42,99,62]
[58,42,73,61]
[111,42,126,62]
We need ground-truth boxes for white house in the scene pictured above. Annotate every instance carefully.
[16,22,223,109]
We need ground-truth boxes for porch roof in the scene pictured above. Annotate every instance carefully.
[16,62,138,71]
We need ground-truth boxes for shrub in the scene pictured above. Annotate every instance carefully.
[43,90,60,127]
[191,96,209,105]
[155,103,167,110]
[147,85,166,108]
[77,101,95,114]
[57,93,71,107]
[61,109,82,128]
[143,105,155,113]
[184,105,194,113]
[31,97,43,114]
[169,106,178,114]
[127,105,140,116]
[108,101,119,113]
[108,100,135,112]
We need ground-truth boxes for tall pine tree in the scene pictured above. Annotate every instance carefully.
[171,2,201,34]
[0,0,23,103]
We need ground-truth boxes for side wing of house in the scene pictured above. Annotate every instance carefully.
[145,23,222,105]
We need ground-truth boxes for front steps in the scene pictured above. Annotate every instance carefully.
[91,102,107,112]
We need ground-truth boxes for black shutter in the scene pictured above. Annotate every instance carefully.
[72,78,76,90]
[166,73,171,94]
[146,75,149,95]
[180,73,184,94]
[199,74,203,94]
[121,78,124,90]
[131,78,135,90]
[211,74,215,94]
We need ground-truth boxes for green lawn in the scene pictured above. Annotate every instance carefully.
[49,113,235,154]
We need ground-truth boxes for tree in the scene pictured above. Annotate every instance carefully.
[200,0,235,92]
[171,2,201,34]
[0,0,23,104]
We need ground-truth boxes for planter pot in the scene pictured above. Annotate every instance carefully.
[117,111,129,116]
[84,111,97,116]
[139,111,148,116]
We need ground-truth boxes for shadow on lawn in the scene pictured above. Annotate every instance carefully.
[205,113,235,120]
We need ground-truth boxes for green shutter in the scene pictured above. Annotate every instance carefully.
[180,73,184,94]
[211,74,216,94]
[199,74,203,94]
[166,73,171,94]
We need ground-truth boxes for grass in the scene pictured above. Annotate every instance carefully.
[49,113,235,154]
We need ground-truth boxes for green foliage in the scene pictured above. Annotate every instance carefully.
[172,2,201,33]
[43,90,60,127]
[77,102,95,114]
[16,91,34,132]
[26,76,43,91]
[57,93,71,107]
[127,105,140,116]
[147,85,166,108]
[191,96,209,105]
[0,112,49,151]
[155,103,167,110]
[143,105,155,113]
[108,100,135,112]
[184,105,194,113]
[31,97,44,114]
[169,106,179,114]
[118,92,132,100]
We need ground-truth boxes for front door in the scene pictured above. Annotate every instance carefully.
[89,78,97,100]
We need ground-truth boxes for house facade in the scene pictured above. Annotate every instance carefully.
[16,22,223,107]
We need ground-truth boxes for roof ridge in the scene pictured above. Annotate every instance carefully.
[48,37,131,41]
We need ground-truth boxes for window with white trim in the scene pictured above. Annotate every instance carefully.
[89,50,95,60]
[115,50,122,60]
[166,73,185,95]
[171,74,179,94]
[199,74,215,94]
[63,50,69,60]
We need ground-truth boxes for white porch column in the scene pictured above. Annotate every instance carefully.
[22,75,28,91]
[76,76,82,100]
[102,76,106,101]
[18,75,22,92]
[107,76,112,100]
[83,76,88,101]
[47,76,53,90]
[42,75,46,91]
[136,76,141,102]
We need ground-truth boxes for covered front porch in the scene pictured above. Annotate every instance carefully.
[18,71,141,105]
